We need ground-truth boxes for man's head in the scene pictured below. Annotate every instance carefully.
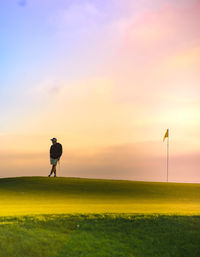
[51,138,57,145]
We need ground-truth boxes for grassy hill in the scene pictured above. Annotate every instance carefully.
[0,176,199,216]
[0,177,199,257]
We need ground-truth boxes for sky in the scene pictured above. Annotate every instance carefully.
[0,0,200,182]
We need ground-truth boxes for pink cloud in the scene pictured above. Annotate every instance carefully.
[119,1,200,61]
[109,1,200,111]
[1,143,199,183]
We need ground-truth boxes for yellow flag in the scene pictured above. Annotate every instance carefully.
[163,129,169,142]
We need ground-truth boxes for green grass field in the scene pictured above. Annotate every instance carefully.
[0,177,199,256]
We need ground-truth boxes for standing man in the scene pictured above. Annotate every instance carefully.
[48,138,63,177]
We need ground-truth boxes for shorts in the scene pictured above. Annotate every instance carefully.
[50,158,58,166]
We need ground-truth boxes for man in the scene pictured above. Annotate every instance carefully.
[48,138,63,177]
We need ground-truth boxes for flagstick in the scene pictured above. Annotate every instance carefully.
[167,129,169,182]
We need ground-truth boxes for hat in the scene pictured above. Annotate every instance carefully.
[51,138,57,142]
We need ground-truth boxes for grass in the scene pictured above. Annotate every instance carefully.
[0,214,199,257]
[0,176,199,215]
[0,177,199,256]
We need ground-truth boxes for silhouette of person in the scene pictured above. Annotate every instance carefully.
[48,138,62,177]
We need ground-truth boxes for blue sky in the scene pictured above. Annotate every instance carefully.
[0,0,199,181]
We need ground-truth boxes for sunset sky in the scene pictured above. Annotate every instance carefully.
[0,0,199,182]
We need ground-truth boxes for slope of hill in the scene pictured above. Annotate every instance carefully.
[0,176,199,216]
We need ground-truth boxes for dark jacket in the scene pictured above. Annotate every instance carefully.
[50,143,63,159]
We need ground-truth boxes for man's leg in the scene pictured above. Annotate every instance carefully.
[49,165,56,177]
[53,164,57,177]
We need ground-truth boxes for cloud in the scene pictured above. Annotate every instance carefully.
[117,1,200,61]
[105,1,200,115]
[17,0,27,7]
[48,2,101,32]
[1,143,199,182]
